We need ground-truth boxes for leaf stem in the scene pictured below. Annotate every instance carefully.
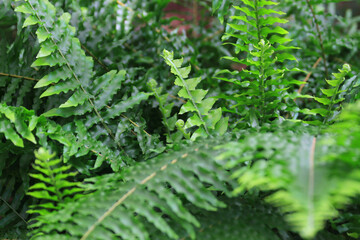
[305,0,329,79]
[0,72,38,81]
[254,0,265,125]
[307,137,316,231]
[80,154,185,240]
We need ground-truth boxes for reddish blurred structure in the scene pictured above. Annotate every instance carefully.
[337,1,360,16]
[163,2,212,36]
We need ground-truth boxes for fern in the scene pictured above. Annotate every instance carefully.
[162,49,228,140]
[26,140,233,239]
[2,0,360,239]
[217,0,304,126]
[0,103,78,231]
[15,0,153,167]
[217,117,360,238]
[27,148,84,239]
[302,64,351,125]
[151,195,288,240]
[0,103,36,147]
[147,79,183,144]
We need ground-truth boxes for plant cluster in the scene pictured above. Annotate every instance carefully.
[1,0,360,239]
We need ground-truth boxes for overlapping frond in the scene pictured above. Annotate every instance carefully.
[152,196,287,240]
[27,140,233,239]
[218,120,360,238]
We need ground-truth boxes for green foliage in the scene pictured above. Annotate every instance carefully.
[162,49,228,140]
[1,0,360,239]
[27,148,84,239]
[26,140,233,239]
[0,103,36,147]
[278,0,360,107]
[147,79,183,143]
[152,195,289,240]
[212,0,232,24]
[302,64,351,125]
[217,107,360,238]
[217,0,304,127]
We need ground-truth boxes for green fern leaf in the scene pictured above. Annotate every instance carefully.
[162,49,228,140]
[218,126,360,238]
[218,0,302,126]
[27,148,84,239]
[29,139,233,239]
[302,64,351,125]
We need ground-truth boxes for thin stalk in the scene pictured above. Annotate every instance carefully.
[0,197,28,226]
[259,46,266,125]
[0,72,38,81]
[80,44,110,72]
[305,0,329,79]
[307,137,316,231]
[254,0,265,125]
[297,57,322,95]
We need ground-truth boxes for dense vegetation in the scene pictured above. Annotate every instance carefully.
[1,0,360,239]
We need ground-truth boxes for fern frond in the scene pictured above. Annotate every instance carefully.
[218,124,360,238]
[162,49,228,140]
[15,1,150,122]
[29,139,233,239]
[27,148,84,239]
[302,64,351,125]
[147,78,183,144]
[16,0,153,165]
[152,196,287,240]
[0,103,75,150]
[0,103,36,147]
[218,0,303,126]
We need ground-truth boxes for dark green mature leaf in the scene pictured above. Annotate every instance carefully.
[27,139,233,239]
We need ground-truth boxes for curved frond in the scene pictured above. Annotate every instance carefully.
[28,139,233,239]
[218,123,360,238]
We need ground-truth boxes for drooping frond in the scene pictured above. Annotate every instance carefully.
[151,195,288,240]
[0,103,36,147]
[217,122,360,238]
[27,139,234,239]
